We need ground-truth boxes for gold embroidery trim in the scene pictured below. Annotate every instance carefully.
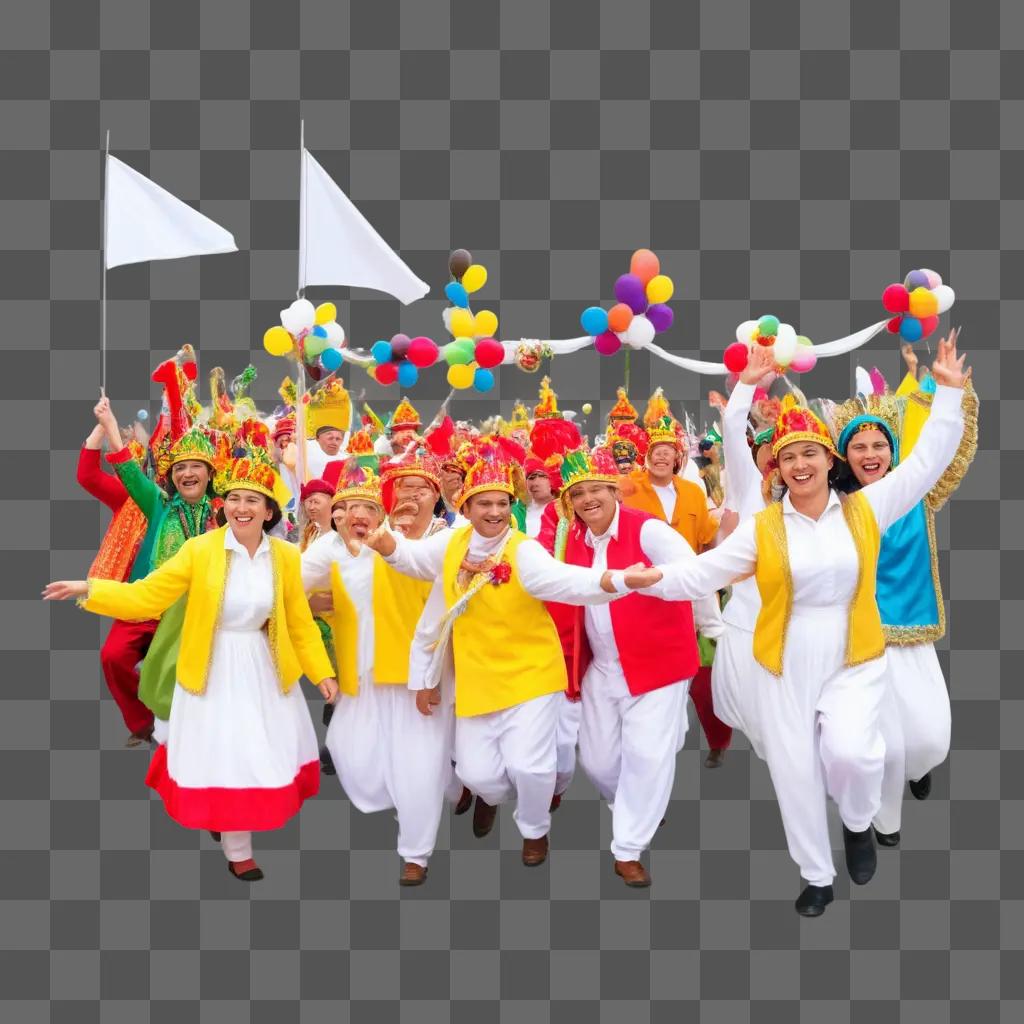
[926,381,978,514]
[841,493,886,667]
[883,503,946,647]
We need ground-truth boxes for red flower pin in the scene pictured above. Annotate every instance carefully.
[489,561,512,585]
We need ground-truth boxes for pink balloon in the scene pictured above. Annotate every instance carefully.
[594,330,622,356]
[407,336,438,368]
[790,349,817,373]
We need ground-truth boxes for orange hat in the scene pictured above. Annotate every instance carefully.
[391,396,420,432]
[769,395,841,460]
[608,386,638,426]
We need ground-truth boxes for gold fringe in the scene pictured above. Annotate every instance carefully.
[926,380,978,514]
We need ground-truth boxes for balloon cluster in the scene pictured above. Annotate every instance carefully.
[439,249,502,392]
[579,249,675,356]
[367,333,439,388]
[722,315,817,376]
[881,269,955,343]
[263,299,346,381]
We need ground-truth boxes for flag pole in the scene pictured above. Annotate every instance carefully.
[100,129,110,396]
[295,119,310,491]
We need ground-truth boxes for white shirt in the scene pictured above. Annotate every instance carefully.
[301,532,376,682]
[652,482,677,522]
[525,500,552,538]
[635,384,966,607]
[583,506,724,685]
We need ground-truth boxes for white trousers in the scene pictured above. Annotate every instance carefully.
[873,642,951,835]
[577,665,688,862]
[555,697,582,796]
[221,831,252,862]
[325,676,456,867]
[710,624,764,758]
[455,692,560,840]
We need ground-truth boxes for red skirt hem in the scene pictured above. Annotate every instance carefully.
[145,744,320,832]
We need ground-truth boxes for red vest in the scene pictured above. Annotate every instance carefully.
[542,505,699,698]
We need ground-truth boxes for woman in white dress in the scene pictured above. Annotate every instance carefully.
[44,451,339,882]
[619,336,969,916]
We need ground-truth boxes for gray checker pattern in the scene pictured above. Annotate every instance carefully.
[0,0,1020,1021]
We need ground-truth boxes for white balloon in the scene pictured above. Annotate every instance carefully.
[323,321,345,347]
[776,323,797,346]
[772,330,798,366]
[932,284,955,314]
[623,315,655,348]
[735,319,758,345]
[441,307,454,335]
[281,298,316,336]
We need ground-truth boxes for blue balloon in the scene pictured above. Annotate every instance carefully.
[580,305,609,337]
[320,347,343,372]
[311,325,328,339]
[899,316,923,342]
[473,367,495,392]
[445,282,469,308]
[398,361,419,388]
[136,409,148,421]
[371,340,392,364]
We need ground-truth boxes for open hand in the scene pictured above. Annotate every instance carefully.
[931,328,968,389]
[42,580,88,601]
[739,345,774,386]
[317,678,339,704]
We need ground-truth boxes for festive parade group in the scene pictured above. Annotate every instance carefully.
[44,332,976,917]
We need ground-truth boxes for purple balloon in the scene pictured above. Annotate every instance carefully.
[646,303,674,333]
[594,330,622,356]
[614,274,648,315]
[390,333,412,359]
[904,270,930,290]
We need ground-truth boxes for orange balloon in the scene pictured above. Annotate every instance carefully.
[608,302,634,333]
[630,248,660,285]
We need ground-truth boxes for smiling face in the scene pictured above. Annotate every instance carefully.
[845,427,893,487]
[646,442,681,484]
[170,460,211,503]
[316,428,344,456]
[334,499,383,540]
[567,481,618,535]
[465,491,512,538]
[224,488,273,538]
[526,471,553,504]
[776,441,834,502]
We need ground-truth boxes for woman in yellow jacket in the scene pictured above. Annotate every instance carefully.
[45,451,339,882]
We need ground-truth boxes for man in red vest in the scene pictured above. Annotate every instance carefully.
[539,448,723,887]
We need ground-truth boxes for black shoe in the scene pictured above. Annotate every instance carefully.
[843,825,877,885]
[209,831,221,842]
[472,796,497,838]
[873,827,900,848]
[909,772,931,801]
[320,746,336,776]
[454,786,473,816]
[795,884,834,917]
[322,702,335,728]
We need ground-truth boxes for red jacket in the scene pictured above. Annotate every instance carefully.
[539,504,699,699]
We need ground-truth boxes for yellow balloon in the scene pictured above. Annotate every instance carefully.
[366,365,378,380]
[474,309,498,337]
[462,264,488,294]
[645,274,675,304]
[263,326,293,357]
[449,308,475,338]
[582,402,593,415]
[447,363,475,389]
[314,302,336,325]
[908,287,938,319]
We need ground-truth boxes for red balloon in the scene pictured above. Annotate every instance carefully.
[919,314,939,338]
[594,330,622,356]
[375,361,398,385]
[882,284,910,314]
[723,342,749,373]
[474,338,504,369]
[407,336,438,368]
[886,316,903,334]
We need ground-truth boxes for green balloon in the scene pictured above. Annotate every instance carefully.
[758,315,779,337]
[443,343,472,366]
[304,336,327,358]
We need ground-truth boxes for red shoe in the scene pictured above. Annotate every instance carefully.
[227,859,264,882]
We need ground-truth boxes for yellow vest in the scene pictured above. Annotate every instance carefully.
[443,526,567,717]
[327,555,432,697]
[752,491,885,676]
[84,527,334,696]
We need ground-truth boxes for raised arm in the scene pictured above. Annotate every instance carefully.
[515,538,620,605]
[77,428,127,511]
[377,527,450,582]
[722,384,764,517]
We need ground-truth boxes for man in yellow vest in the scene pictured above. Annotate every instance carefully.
[301,455,458,886]
[365,440,626,867]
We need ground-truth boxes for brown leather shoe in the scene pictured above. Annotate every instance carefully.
[227,859,264,882]
[399,863,428,887]
[614,859,652,887]
[522,835,549,866]
[454,786,473,816]
[549,793,562,813]
[472,796,497,838]
[705,748,725,769]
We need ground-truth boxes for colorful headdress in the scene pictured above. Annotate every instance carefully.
[529,415,581,464]
[831,394,903,466]
[272,416,296,442]
[380,447,442,513]
[646,415,685,452]
[770,395,841,459]
[558,446,620,515]
[304,378,352,439]
[606,433,639,466]
[456,439,523,509]
[332,458,383,508]
[125,438,147,466]
[215,444,279,502]
[643,387,672,429]
[345,427,378,463]
[391,397,421,432]
[165,426,217,476]
[509,400,530,433]
[300,478,335,503]
[534,376,559,419]
[524,451,564,495]
[608,387,638,426]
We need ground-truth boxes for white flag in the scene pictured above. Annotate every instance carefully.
[104,155,237,270]
[299,148,428,305]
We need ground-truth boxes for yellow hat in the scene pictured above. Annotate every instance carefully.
[534,376,559,419]
[304,378,352,439]
[391,396,421,431]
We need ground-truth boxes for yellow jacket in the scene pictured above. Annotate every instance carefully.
[83,526,333,697]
